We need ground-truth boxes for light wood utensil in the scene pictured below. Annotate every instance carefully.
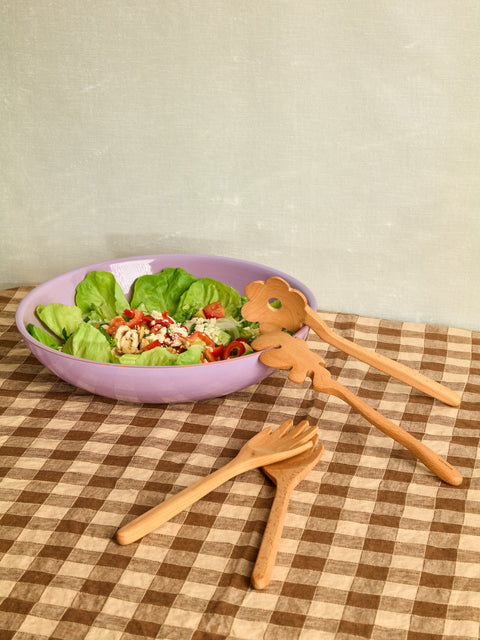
[116,419,319,545]
[242,277,461,407]
[251,433,324,590]
[252,331,463,486]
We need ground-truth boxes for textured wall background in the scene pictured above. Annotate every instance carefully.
[2,1,479,329]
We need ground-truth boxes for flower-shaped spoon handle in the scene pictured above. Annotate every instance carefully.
[243,277,461,407]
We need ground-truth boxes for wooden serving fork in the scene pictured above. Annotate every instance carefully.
[116,419,319,545]
[251,331,462,486]
[242,277,461,408]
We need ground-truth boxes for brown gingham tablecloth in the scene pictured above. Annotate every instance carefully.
[1,286,479,640]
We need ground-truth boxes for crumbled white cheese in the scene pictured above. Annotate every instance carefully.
[172,325,188,337]
[185,317,221,342]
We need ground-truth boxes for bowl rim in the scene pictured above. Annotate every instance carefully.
[15,253,316,370]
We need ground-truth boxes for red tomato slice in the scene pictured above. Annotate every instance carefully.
[203,301,225,319]
[105,315,127,336]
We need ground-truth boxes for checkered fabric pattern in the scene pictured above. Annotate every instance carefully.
[1,286,479,640]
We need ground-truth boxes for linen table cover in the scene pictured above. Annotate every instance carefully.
[1,286,479,640]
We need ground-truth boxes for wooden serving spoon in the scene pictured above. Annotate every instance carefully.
[251,433,324,590]
[242,277,461,408]
[252,331,463,486]
[115,419,319,545]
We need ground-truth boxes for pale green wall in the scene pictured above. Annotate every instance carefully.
[2,1,479,329]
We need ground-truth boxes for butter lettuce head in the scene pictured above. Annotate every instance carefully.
[36,303,83,340]
[62,322,118,363]
[130,267,197,316]
[26,324,61,350]
[174,278,243,323]
[75,270,129,322]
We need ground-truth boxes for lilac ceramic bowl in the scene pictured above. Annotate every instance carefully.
[15,254,317,404]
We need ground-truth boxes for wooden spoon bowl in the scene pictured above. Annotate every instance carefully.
[251,433,324,589]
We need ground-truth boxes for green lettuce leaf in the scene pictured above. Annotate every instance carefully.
[130,267,197,316]
[174,278,243,323]
[36,303,83,340]
[27,324,61,350]
[238,321,261,342]
[175,345,203,365]
[62,322,117,363]
[216,329,232,346]
[118,344,203,366]
[118,347,178,366]
[75,271,129,322]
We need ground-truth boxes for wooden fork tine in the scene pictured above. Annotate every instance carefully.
[288,425,319,448]
[285,419,310,438]
[260,426,273,437]
[273,419,294,438]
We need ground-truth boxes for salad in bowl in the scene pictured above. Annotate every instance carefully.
[27,267,261,367]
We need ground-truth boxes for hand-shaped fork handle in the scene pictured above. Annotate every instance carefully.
[243,277,461,407]
[115,420,318,545]
[252,332,463,486]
